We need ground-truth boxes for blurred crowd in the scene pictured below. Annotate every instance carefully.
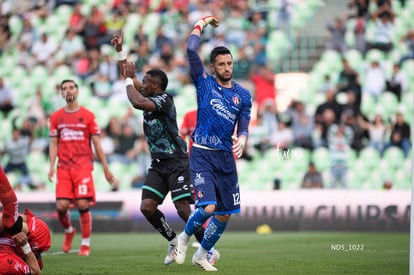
[0,0,411,191]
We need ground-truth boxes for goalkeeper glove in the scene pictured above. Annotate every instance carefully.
[232,136,247,159]
[194,16,219,32]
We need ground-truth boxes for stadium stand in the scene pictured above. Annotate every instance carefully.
[0,0,411,192]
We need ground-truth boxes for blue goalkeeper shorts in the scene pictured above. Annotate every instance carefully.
[189,145,240,215]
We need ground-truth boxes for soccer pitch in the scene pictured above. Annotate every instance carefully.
[41,231,408,274]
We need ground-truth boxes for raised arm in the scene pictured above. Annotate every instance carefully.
[123,61,157,112]
[187,16,219,81]
[111,31,142,91]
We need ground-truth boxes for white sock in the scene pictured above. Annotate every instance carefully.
[81,238,90,247]
[169,237,177,246]
[180,231,191,243]
[195,246,208,259]
[64,226,73,234]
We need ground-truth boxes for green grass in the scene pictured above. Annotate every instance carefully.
[42,232,408,275]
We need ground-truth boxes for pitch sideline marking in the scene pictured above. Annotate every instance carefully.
[43,249,80,256]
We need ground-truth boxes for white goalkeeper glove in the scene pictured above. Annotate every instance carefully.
[232,136,247,159]
[193,16,219,32]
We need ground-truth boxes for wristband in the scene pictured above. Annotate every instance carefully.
[194,25,202,32]
[116,49,127,61]
[125,77,134,87]
[21,243,31,254]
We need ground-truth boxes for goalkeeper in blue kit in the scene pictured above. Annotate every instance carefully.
[174,16,252,271]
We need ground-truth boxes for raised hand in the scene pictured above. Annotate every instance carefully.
[111,31,124,52]
[122,61,136,79]
[194,16,219,32]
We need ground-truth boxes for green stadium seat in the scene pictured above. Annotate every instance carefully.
[55,4,73,25]
[344,49,363,70]
[30,65,49,88]
[379,92,399,119]
[383,147,405,170]
[312,147,330,172]
[9,15,23,38]
[320,50,343,72]
[358,146,380,170]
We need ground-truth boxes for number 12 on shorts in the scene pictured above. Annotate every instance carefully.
[232,193,240,206]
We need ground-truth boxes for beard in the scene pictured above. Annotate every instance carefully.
[66,95,76,104]
[62,91,76,105]
[216,71,232,83]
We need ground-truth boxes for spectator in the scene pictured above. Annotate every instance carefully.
[384,112,411,157]
[98,50,119,83]
[18,14,37,51]
[399,29,414,66]
[99,9,125,47]
[314,108,336,148]
[59,29,85,66]
[327,124,353,189]
[131,135,151,189]
[275,0,296,45]
[68,2,86,35]
[93,128,114,162]
[250,64,276,111]
[348,0,370,19]
[290,101,314,150]
[31,32,58,71]
[233,46,254,82]
[180,109,197,154]
[0,77,13,117]
[337,58,361,95]
[270,119,294,151]
[386,63,407,102]
[221,8,248,48]
[362,60,386,101]
[314,88,343,124]
[2,127,34,190]
[91,73,112,100]
[326,16,347,54]
[320,74,336,94]
[353,16,367,54]
[0,12,11,56]
[109,123,137,164]
[301,161,324,188]
[249,113,272,156]
[358,114,388,155]
[343,110,368,154]
[82,14,105,50]
[366,4,395,53]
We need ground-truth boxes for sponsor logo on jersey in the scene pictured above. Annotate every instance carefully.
[210,99,236,122]
[60,128,85,141]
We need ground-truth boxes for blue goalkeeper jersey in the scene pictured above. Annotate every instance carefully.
[187,35,252,151]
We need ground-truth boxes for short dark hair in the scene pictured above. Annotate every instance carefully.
[60,79,78,89]
[210,46,232,64]
[146,69,168,91]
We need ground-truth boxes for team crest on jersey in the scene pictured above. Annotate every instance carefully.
[233,96,241,106]
[202,70,207,79]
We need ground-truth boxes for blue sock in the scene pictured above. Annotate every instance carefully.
[201,217,227,251]
[184,207,212,235]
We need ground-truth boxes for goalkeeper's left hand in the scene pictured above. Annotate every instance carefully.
[194,16,219,32]
[232,135,247,159]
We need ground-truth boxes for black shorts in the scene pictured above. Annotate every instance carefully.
[142,158,194,204]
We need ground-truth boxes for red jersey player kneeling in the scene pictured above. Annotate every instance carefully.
[48,79,119,256]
